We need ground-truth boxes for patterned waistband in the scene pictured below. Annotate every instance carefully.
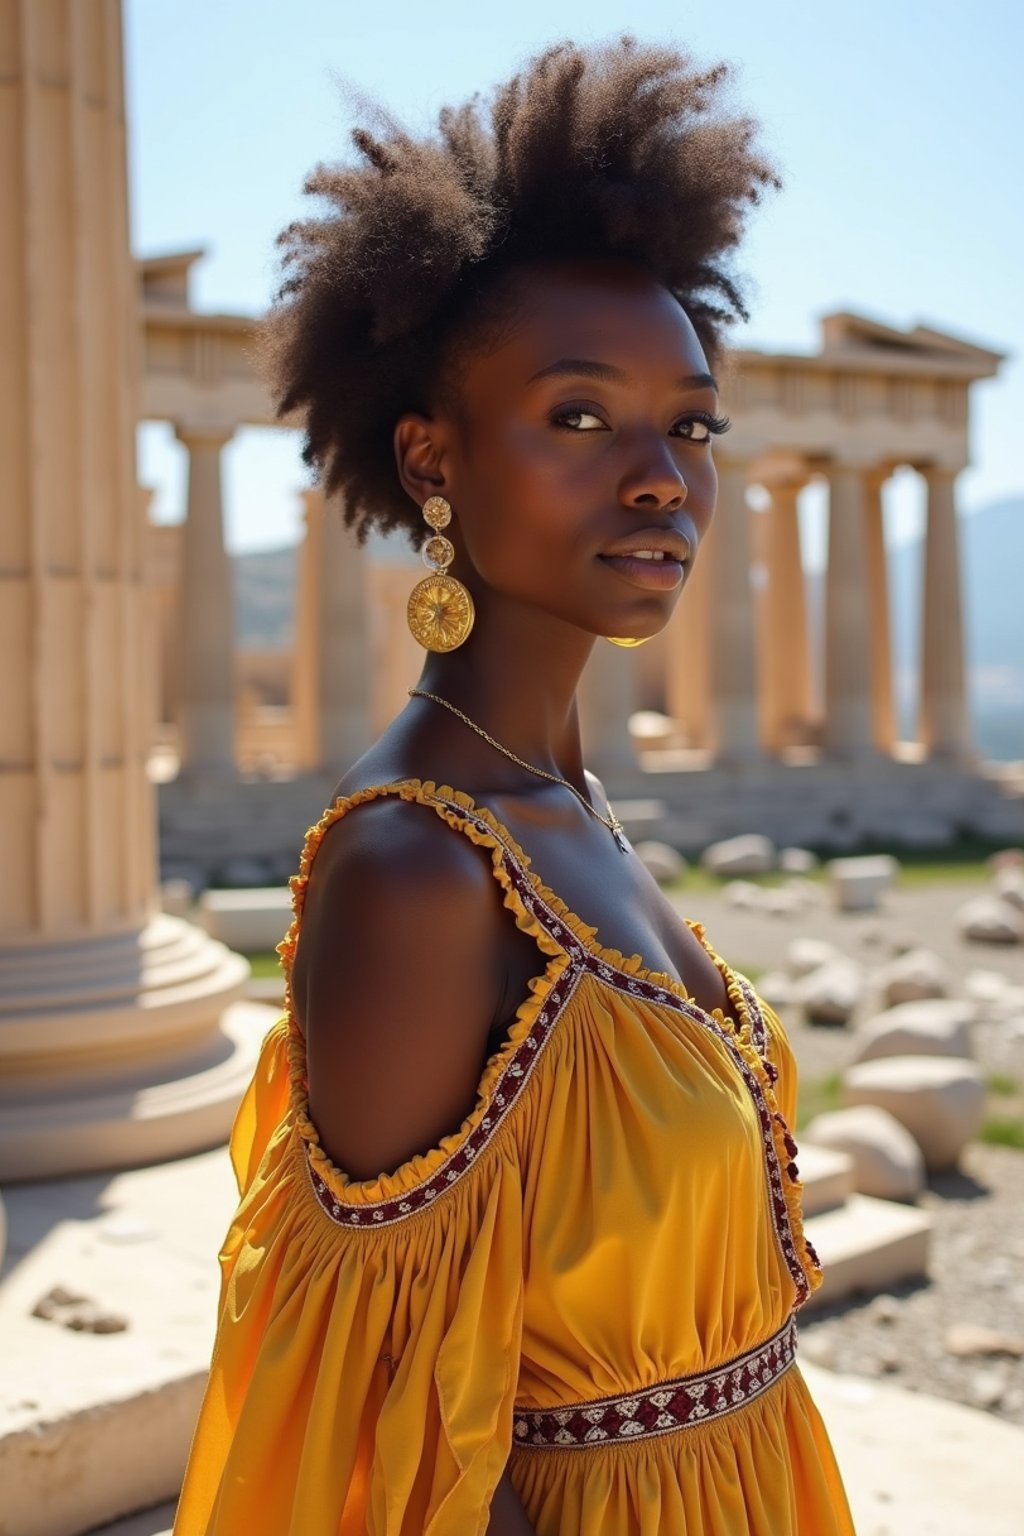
[512,1315,797,1449]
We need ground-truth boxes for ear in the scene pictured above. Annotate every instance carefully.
[393,412,452,511]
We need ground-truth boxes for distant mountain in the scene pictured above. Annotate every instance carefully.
[233,544,297,649]
[233,497,1024,760]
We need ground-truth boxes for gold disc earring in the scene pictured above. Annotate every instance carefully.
[406,496,476,652]
[605,634,653,648]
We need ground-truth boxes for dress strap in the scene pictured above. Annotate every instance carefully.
[275,778,582,1222]
[281,778,582,964]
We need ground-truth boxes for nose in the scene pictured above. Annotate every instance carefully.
[618,433,687,512]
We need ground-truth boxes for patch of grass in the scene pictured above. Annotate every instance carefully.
[986,1072,1021,1097]
[979,1116,1024,1150]
[245,951,284,980]
[664,837,1017,893]
[795,1071,843,1130]
[893,861,995,887]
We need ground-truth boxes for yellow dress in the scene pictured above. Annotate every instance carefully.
[174,780,855,1536]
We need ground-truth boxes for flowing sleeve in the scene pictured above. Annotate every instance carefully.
[173,1019,530,1536]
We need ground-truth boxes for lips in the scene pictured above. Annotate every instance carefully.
[597,551,686,591]
[600,527,692,563]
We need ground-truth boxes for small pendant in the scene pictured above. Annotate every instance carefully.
[609,814,630,853]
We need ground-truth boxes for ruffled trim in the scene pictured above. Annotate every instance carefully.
[273,776,822,1295]
[275,781,573,1215]
[680,925,824,1304]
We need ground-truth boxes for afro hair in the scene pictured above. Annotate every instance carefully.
[262,37,779,546]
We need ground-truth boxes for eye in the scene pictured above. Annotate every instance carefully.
[671,412,732,444]
[550,405,608,432]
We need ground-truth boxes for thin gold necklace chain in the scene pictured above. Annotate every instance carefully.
[408,688,630,852]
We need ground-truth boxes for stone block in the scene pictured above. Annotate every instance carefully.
[871,948,952,1006]
[797,1142,855,1216]
[994,868,1024,912]
[779,846,819,874]
[842,1055,987,1171]
[964,968,1015,1007]
[199,886,293,953]
[633,840,686,885]
[827,854,900,912]
[754,970,800,1007]
[802,1193,932,1311]
[797,960,865,1026]
[803,1104,926,1202]
[988,847,1024,874]
[760,887,806,918]
[956,895,1024,945]
[786,937,842,977]
[851,999,975,1065]
[700,833,775,876]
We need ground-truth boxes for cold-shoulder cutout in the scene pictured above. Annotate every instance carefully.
[275,779,576,1216]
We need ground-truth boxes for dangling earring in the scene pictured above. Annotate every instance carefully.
[406,496,476,652]
[605,635,652,648]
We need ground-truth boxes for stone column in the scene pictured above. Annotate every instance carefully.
[292,487,372,776]
[758,477,812,753]
[0,0,270,1180]
[317,489,372,774]
[291,487,323,771]
[665,527,712,749]
[919,465,971,760]
[863,470,896,754]
[707,460,761,761]
[578,641,638,779]
[823,461,877,759]
[173,423,236,778]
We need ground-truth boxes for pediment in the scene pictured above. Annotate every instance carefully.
[821,310,1004,367]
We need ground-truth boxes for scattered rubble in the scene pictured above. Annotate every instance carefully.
[849,998,975,1065]
[32,1284,129,1335]
[803,1104,925,1202]
[843,1055,987,1171]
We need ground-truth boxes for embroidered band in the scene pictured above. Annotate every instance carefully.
[512,1316,797,1449]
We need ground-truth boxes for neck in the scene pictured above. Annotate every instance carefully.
[413,592,598,789]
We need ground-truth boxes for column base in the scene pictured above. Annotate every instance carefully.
[0,916,275,1181]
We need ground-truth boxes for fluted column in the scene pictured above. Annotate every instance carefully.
[707,460,761,761]
[919,465,971,760]
[864,469,896,753]
[0,0,265,1181]
[316,489,372,773]
[173,423,236,778]
[0,0,152,938]
[823,461,877,760]
[758,477,812,753]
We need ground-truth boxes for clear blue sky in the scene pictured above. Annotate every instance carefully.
[126,0,1024,562]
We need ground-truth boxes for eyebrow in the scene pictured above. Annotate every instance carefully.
[527,358,719,392]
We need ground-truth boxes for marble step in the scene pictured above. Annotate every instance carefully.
[802,1192,933,1312]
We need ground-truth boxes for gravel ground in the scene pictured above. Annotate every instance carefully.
[667,876,1024,1424]
[798,1143,1024,1426]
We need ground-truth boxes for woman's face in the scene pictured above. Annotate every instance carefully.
[407,259,725,645]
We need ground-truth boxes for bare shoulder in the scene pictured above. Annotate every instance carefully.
[291,793,508,1182]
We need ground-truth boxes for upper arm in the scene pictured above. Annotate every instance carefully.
[290,798,506,1183]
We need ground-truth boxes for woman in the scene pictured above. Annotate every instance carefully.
[174,39,856,1536]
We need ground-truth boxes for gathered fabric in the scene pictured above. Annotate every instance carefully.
[173,779,854,1536]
